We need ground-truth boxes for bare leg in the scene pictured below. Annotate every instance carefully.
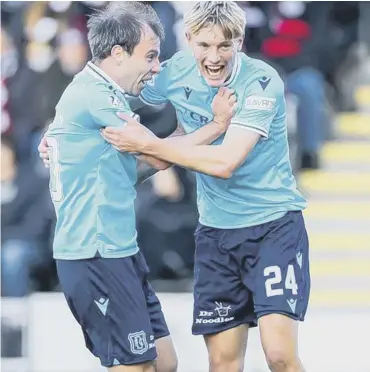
[154,335,178,372]
[259,314,305,372]
[204,324,249,372]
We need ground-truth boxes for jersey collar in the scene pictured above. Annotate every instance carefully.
[198,53,241,87]
[85,61,126,95]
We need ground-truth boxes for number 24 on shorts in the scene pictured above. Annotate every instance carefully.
[264,265,298,297]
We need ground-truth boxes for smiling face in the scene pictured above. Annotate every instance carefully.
[112,25,161,96]
[187,24,242,87]
[183,1,246,88]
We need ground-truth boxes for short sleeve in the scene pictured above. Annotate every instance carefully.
[139,60,170,106]
[87,84,136,128]
[230,75,285,138]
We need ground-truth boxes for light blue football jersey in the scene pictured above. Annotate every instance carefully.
[141,51,307,228]
[47,62,139,259]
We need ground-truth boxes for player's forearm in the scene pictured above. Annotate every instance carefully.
[134,121,222,171]
[165,121,224,147]
[134,126,184,172]
[142,139,232,179]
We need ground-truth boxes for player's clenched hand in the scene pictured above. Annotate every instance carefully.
[38,136,50,168]
[211,87,238,132]
[101,113,155,153]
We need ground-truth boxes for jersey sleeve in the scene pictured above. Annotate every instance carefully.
[139,60,170,106]
[87,83,136,128]
[230,74,285,138]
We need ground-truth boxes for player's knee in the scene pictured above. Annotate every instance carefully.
[265,349,299,372]
[206,325,248,372]
[259,314,301,372]
[266,349,288,371]
[209,350,244,372]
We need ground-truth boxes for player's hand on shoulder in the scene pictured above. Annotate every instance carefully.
[38,136,50,168]
[101,112,156,153]
[211,87,238,132]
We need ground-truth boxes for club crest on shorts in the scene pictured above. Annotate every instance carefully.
[128,331,148,355]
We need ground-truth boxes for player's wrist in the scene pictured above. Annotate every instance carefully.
[212,116,230,133]
[141,135,162,155]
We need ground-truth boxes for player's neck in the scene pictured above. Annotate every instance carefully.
[88,60,128,95]
[93,59,117,83]
[221,54,241,87]
[94,59,129,92]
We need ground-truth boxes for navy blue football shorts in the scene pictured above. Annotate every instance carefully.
[56,251,169,367]
[192,210,310,335]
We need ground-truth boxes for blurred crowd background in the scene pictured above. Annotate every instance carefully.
[1,1,370,370]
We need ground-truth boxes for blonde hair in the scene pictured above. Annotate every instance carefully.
[184,1,246,39]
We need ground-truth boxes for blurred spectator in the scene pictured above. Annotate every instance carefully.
[246,1,329,169]
[1,27,17,136]
[150,1,178,62]
[1,136,54,297]
[244,2,364,168]
[39,28,88,125]
[1,27,46,161]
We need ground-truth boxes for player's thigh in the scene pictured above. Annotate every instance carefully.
[254,211,310,322]
[56,255,157,368]
[205,324,249,370]
[258,313,300,366]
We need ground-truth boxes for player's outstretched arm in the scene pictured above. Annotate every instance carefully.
[111,75,283,178]
[140,127,261,179]
[102,116,260,179]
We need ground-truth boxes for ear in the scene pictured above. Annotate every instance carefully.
[185,32,191,43]
[236,37,244,52]
[111,45,128,62]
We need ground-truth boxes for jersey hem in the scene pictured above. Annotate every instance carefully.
[198,208,305,229]
[53,246,139,260]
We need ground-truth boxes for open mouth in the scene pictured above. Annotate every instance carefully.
[140,76,152,85]
[139,79,149,87]
[205,65,225,78]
